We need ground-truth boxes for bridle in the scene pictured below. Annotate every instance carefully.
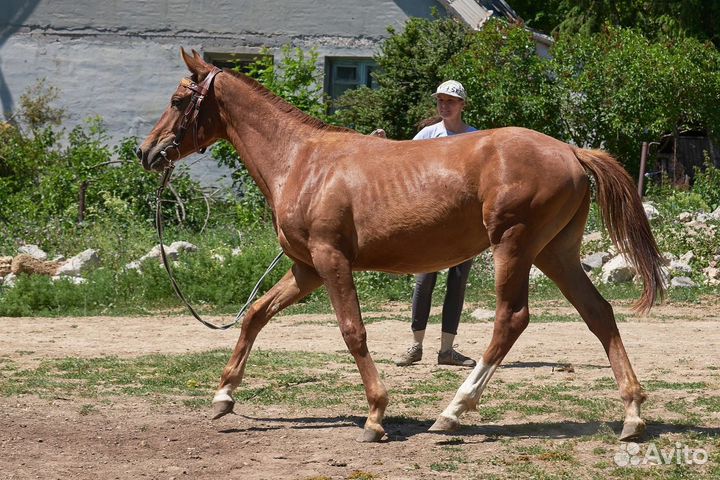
[154,66,284,330]
[160,66,223,167]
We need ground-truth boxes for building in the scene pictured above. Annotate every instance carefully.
[1,0,527,183]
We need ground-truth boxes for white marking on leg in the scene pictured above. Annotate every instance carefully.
[212,384,234,404]
[440,361,498,421]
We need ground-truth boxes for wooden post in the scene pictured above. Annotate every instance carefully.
[638,141,648,198]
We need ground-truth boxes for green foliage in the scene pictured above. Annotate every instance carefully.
[551,26,720,174]
[0,80,237,254]
[334,14,473,139]
[443,19,563,136]
[692,161,720,210]
[513,1,720,49]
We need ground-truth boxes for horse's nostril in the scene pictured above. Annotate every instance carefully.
[135,147,143,160]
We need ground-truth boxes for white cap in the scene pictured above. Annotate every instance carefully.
[432,80,467,101]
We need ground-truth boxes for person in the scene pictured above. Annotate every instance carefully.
[374,80,478,367]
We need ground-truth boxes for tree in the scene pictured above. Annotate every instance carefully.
[512,1,720,48]
[551,25,720,174]
[443,19,563,137]
[334,15,473,139]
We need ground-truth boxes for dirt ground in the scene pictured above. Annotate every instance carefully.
[1,301,719,479]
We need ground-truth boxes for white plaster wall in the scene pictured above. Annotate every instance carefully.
[0,0,445,184]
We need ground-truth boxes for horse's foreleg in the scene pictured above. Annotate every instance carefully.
[431,235,533,432]
[311,244,388,443]
[535,247,647,441]
[212,262,322,420]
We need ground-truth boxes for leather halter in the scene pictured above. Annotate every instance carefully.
[160,66,222,162]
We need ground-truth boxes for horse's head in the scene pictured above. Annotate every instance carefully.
[136,48,223,172]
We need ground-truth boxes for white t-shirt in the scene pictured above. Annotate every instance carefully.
[413,121,478,140]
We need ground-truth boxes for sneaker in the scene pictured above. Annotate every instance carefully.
[438,347,476,367]
[395,343,423,366]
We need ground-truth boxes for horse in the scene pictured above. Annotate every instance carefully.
[137,49,665,443]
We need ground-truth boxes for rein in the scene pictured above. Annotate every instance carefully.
[154,68,285,330]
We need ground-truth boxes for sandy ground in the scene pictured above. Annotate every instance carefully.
[1,301,719,479]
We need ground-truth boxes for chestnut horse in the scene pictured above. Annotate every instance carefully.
[138,49,665,443]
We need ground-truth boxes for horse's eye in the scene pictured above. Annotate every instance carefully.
[171,98,183,108]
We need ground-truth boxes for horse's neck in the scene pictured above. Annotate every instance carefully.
[216,75,312,207]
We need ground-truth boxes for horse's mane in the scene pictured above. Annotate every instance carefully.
[221,69,357,134]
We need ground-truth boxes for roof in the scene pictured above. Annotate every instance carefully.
[436,0,521,30]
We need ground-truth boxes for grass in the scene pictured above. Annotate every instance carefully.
[1,343,717,480]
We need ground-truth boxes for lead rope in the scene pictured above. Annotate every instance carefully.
[156,164,285,330]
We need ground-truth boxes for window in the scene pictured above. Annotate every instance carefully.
[325,58,378,100]
[203,52,273,74]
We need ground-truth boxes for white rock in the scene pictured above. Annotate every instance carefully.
[582,231,603,243]
[601,255,636,283]
[710,206,720,222]
[52,276,87,285]
[529,266,546,280]
[677,212,693,223]
[124,261,142,271]
[471,308,495,321]
[18,245,48,261]
[4,273,17,287]
[679,251,695,264]
[669,259,693,276]
[55,249,100,277]
[703,266,720,286]
[643,202,659,221]
[581,252,611,271]
[670,276,696,288]
[169,241,197,254]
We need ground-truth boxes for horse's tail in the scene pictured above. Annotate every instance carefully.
[572,147,666,313]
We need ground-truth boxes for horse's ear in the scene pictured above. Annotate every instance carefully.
[180,47,210,78]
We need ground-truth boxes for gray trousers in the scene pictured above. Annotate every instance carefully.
[411,258,473,335]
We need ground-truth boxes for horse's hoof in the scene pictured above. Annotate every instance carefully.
[356,427,384,443]
[428,415,460,432]
[619,418,646,442]
[211,399,235,420]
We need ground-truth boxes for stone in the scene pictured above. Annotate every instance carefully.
[677,212,693,223]
[529,266,546,280]
[669,259,693,276]
[679,251,695,264]
[710,206,720,222]
[642,202,659,221]
[581,252,611,271]
[4,273,17,287]
[670,276,696,288]
[17,244,48,261]
[52,276,87,285]
[582,231,603,243]
[55,249,100,277]
[471,308,495,321]
[703,266,720,286]
[169,241,197,254]
[601,255,636,283]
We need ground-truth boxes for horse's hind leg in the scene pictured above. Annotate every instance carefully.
[212,262,322,419]
[431,226,534,432]
[533,207,646,441]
